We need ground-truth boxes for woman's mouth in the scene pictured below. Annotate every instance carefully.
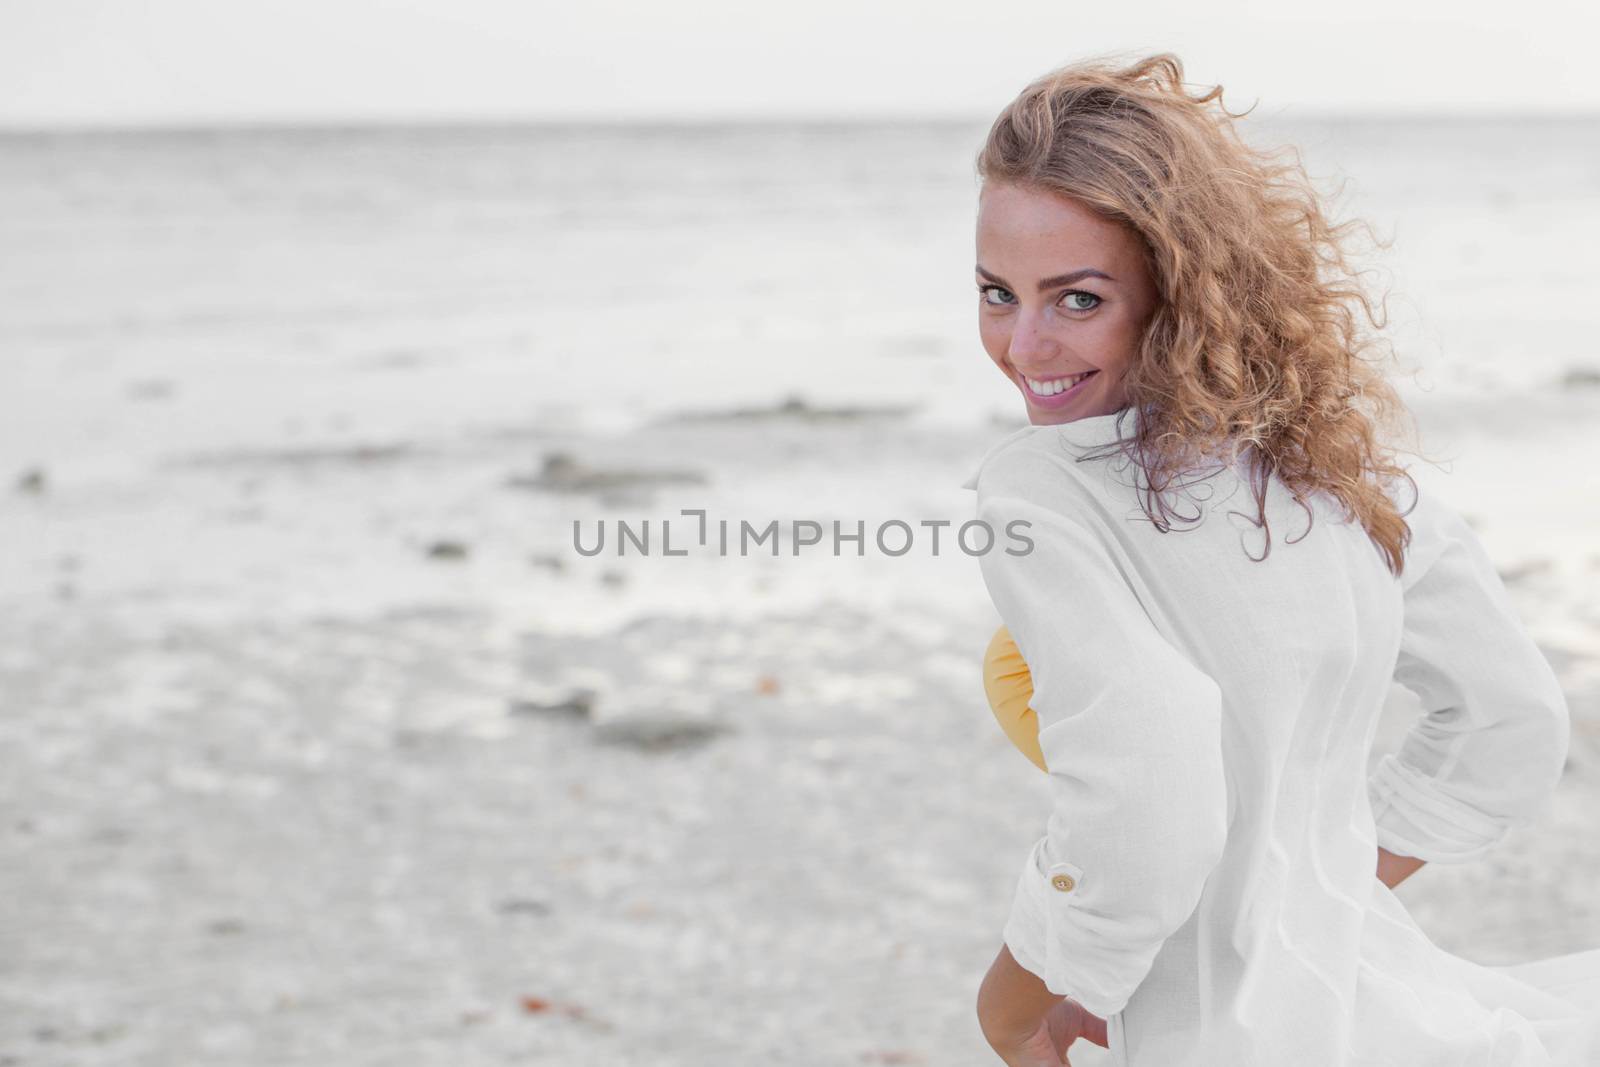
[1016,369,1098,409]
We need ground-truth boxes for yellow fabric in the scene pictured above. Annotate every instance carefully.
[982,624,1047,772]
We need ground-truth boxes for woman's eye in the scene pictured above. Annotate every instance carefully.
[976,285,1099,311]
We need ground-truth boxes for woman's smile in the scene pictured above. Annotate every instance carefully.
[1016,367,1098,409]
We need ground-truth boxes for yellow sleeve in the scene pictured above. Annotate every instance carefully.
[983,624,1048,772]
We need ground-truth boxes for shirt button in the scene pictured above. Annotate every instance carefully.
[1051,874,1076,892]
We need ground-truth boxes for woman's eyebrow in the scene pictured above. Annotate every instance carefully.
[975,265,1116,290]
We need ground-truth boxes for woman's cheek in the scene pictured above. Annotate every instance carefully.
[979,318,1009,359]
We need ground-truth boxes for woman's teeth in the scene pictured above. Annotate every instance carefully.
[1024,370,1096,396]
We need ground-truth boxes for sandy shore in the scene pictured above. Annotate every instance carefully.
[4,380,1600,1065]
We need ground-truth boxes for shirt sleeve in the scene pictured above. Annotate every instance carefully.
[975,489,1230,1020]
[1367,475,1571,864]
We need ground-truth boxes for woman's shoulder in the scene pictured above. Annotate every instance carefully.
[962,407,1144,498]
[1381,465,1483,594]
[959,423,1052,492]
[964,425,1105,519]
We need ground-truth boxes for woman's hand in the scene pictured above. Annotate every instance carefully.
[992,996,1107,1066]
[978,944,1107,1065]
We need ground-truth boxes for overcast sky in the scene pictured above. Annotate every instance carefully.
[3,0,1598,128]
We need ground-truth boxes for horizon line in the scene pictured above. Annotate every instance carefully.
[4,105,1600,137]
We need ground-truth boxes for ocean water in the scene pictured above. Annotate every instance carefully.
[2,119,1599,1065]
[4,118,1599,620]
[5,116,1600,442]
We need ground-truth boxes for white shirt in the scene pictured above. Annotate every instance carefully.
[963,404,1600,1066]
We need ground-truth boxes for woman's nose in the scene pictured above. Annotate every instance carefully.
[1007,310,1057,366]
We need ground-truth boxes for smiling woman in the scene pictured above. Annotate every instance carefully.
[962,52,1600,1067]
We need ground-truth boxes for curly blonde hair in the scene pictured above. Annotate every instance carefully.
[975,51,1432,576]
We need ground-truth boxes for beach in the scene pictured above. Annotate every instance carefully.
[2,117,1599,1065]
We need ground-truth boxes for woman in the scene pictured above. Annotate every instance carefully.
[964,53,1600,1066]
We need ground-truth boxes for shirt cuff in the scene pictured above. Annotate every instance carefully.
[999,836,1124,1020]
[1368,754,1514,863]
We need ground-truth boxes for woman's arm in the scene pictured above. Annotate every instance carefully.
[1376,846,1426,889]
[972,483,1230,1019]
[1368,476,1570,864]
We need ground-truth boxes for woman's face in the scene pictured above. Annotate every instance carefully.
[975,181,1160,425]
